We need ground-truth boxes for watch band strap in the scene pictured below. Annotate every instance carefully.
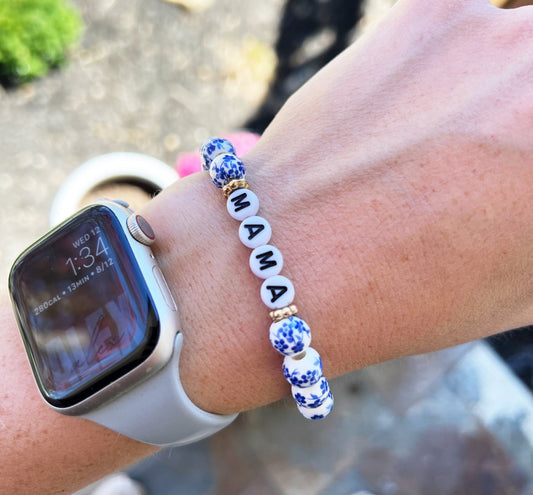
[83,333,238,447]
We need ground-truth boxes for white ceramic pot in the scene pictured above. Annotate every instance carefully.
[49,152,178,227]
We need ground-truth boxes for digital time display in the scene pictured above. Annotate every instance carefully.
[65,226,108,277]
[9,205,159,408]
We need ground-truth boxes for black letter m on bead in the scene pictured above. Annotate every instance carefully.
[255,251,277,271]
[231,192,251,212]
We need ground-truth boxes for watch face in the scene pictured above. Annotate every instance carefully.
[9,205,159,408]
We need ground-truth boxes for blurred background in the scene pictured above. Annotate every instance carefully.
[1,1,532,494]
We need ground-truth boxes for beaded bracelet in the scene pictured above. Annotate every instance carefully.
[200,137,333,420]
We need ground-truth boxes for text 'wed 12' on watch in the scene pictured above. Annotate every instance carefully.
[8,199,237,447]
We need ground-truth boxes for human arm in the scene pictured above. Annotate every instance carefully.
[161,0,533,414]
[1,0,532,493]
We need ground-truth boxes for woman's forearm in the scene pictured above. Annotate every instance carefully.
[143,0,533,415]
[1,1,532,493]
[0,302,158,494]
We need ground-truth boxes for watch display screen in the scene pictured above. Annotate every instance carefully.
[9,205,159,408]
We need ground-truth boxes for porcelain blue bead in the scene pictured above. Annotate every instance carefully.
[200,137,236,171]
[209,153,246,188]
[292,376,330,408]
[269,315,311,356]
[297,392,334,420]
[283,347,323,387]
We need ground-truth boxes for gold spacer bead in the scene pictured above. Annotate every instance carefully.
[269,304,299,322]
[223,179,249,198]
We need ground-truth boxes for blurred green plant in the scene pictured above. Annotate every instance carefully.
[0,0,83,85]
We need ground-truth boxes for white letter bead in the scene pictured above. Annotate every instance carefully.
[249,244,283,279]
[269,315,311,356]
[261,275,295,309]
[227,189,259,221]
[292,376,330,408]
[282,347,323,387]
[239,216,271,248]
[297,392,334,420]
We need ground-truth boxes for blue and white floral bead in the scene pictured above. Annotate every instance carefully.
[292,376,330,408]
[269,315,311,356]
[297,392,334,420]
[283,347,322,387]
[209,153,246,188]
[200,137,236,171]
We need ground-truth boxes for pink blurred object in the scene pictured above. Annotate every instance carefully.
[175,152,202,178]
[175,131,260,178]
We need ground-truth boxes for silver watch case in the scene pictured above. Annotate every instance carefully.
[32,199,180,416]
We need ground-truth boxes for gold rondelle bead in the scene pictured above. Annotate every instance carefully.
[269,304,298,322]
[223,179,249,198]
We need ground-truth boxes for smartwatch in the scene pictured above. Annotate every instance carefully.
[8,199,237,447]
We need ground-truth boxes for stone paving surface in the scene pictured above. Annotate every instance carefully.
[2,1,533,494]
[0,0,283,283]
[127,343,533,495]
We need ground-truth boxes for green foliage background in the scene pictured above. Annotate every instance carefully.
[0,0,83,84]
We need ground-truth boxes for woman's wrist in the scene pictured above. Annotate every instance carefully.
[140,173,290,414]
[138,0,533,416]
[141,118,533,418]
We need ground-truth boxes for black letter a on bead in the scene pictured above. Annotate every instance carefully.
[266,285,287,303]
[244,223,265,241]
[231,192,251,212]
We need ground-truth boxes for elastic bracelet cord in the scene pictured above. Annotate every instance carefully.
[200,137,333,420]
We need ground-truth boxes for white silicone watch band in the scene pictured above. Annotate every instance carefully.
[83,333,237,447]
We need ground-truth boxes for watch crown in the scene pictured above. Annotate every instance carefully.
[127,214,155,245]
[111,199,130,209]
